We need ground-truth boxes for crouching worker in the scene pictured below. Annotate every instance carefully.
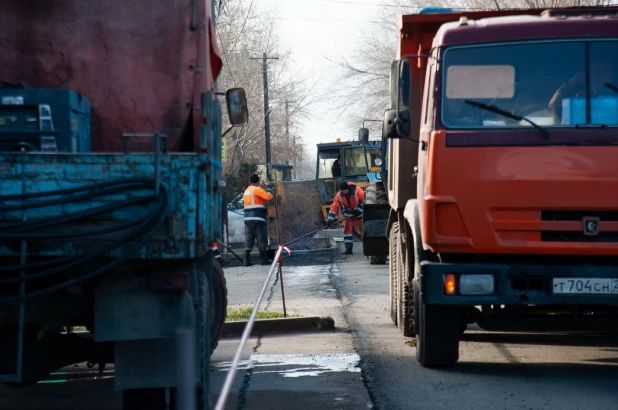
[327,182,364,255]
[243,173,274,266]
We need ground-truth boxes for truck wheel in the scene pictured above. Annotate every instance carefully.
[388,222,399,325]
[414,280,460,368]
[196,268,211,409]
[396,223,414,337]
[365,182,388,265]
[122,388,166,410]
[210,260,228,354]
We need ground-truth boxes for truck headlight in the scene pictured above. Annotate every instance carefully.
[374,158,383,166]
[459,274,495,295]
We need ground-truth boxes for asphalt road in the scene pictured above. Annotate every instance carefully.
[333,255,618,410]
[4,240,618,409]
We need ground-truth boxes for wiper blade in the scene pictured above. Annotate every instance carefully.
[464,100,550,139]
[605,82,618,94]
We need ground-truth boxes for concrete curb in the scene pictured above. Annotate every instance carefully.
[221,316,335,338]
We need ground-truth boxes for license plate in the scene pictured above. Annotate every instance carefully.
[553,278,618,294]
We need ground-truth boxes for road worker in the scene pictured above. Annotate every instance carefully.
[331,154,342,177]
[243,173,273,266]
[327,181,364,255]
[549,60,616,124]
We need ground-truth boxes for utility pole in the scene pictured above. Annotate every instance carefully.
[250,53,278,181]
[285,99,297,179]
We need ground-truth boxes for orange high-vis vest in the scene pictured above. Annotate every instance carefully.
[243,185,273,222]
[328,185,364,219]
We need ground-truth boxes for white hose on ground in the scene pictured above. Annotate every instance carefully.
[214,245,287,410]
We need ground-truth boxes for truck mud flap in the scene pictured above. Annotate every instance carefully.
[362,203,389,256]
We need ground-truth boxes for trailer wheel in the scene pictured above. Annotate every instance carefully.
[414,279,461,368]
[195,268,211,409]
[122,388,166,410]
[210,259,228,354]
[388,222,399,325]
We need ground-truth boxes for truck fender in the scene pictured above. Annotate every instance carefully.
[403,199,438,275]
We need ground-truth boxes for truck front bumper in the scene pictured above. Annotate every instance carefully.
[420,261,618,306]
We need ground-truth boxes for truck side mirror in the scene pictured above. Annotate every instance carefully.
[396,108,412,138]
[383,109,397,138]
[398,59,411,108]
[225,88,248,126]
[359,127,369,144]
[389,60,398,109]
[384,108,412,139]
[390,58,411,108]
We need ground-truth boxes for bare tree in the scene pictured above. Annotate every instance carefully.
[215,0,318,190]
[330,0,618,133]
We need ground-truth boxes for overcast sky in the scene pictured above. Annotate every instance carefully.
[258,0,386,156]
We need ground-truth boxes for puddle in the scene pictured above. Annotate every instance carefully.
[282,265,331,286]
[213,353,361,378]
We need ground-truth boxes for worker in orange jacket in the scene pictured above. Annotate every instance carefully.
[327,182,364,255]
[243,173,274,266]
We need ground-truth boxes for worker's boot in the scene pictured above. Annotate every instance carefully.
[259,251,270,265]
[243,250,253,267]
[342,244,353,255]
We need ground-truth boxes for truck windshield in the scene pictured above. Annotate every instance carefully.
[442,40,618,130]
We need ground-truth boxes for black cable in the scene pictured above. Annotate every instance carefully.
[0,197,153,238]
[0,218,143,240]
[0,184,168,292]
[0,180,159,273]
[0,178,153,201]
[0,181,155,212]
[0,187,169,304]
[0,185,166,285]
[3,196,152,232]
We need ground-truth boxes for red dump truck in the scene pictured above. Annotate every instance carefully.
[0,1,245,409]
[362,6,618,368]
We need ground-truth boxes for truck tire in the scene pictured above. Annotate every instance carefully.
[122,388,166,410]
[414,279,461,368]
[365,182,388,265]
[210,260,228,354]
[396,223,414,337]
[388,222,399,325]
[196,268,211,409]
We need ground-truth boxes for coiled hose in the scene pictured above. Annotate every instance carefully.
[0,179,169,304]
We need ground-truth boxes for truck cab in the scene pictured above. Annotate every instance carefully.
[385,7,618,368]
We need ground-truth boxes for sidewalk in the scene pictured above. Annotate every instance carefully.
[210,248,373,409]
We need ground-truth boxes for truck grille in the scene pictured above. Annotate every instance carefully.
[541,231,618,242]
[541,210,618,242]
[541,211,618,222]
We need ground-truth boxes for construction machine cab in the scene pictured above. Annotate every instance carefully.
[315,140,379,220]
